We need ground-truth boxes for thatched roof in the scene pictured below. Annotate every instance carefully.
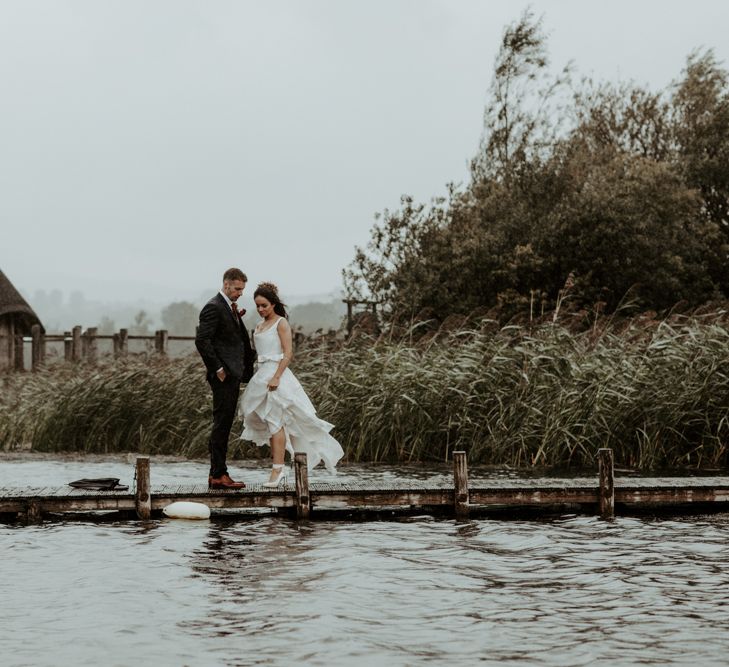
[0,269,43,332]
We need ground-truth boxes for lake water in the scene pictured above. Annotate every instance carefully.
[2,454,729,666]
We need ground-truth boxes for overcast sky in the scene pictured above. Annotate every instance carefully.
[2,0,728,305]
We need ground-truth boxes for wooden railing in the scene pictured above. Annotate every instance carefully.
[5,324,317,372]
[14,324,191,370]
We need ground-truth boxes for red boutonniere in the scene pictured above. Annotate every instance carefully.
[238,308,246,318]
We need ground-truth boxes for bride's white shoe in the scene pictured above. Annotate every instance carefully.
[263,465,288,488]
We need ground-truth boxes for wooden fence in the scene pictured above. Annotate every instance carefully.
[5,324,318,372]
[15,324,189,371]
[1,299,375,372]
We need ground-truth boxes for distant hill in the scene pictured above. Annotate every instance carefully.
[19,287,347,335]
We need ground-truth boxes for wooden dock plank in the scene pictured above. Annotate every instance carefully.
[3,479,729,496]
[3,471,729,519]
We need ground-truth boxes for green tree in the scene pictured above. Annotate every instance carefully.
[471,9,571,182]
[544,151,719,309]
[672,50,729,292]
[344,13,729,325]
[570,81,672,161]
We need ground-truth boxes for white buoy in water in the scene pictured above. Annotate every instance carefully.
[163,501,211,520]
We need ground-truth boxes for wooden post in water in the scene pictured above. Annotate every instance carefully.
[71,326,82,362]
[119,328,128,358]
[135,457,152,520]
[294,453,310,519]
[31,324,42,371]
[453,451,469,517]
[26,499,42,524]
[598,448,614,520]
[64,331,72,362]
[14,334,24,371]
[87,327,98,365]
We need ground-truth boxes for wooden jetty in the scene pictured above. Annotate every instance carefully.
[2,450,729,523]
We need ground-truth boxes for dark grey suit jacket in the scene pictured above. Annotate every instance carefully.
[195,293,255,382]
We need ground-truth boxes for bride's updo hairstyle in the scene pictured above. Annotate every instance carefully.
[254,282,288,318]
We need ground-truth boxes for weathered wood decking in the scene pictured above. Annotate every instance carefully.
[3,477,729,514]
[2,450,729,523]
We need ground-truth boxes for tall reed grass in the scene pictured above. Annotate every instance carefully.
[0,358,248,458]
[1,311,728,469]
[296,311,729,469]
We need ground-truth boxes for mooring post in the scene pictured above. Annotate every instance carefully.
[25,499,42,524]
[598,448,615,520]
[135,457,152,520]
[31,324,42,371]
[294,453,310,519]
[453,451,469,517]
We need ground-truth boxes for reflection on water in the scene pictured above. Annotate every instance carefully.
[1,457,729,666]
[5,516,729,667]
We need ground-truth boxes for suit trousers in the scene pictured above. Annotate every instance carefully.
[207,375,241,478]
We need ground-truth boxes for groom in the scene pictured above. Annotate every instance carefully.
[195,268,255,489]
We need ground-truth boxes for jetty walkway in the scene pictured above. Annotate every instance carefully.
[2,450,729,523]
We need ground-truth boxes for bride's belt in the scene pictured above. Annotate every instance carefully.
[257,353,284,364]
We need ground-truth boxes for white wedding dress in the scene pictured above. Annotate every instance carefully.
[239,317,344,472]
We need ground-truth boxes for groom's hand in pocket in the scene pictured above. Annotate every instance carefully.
[216,368,227,382]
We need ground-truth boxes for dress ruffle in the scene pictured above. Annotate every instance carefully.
[240,360,344,472]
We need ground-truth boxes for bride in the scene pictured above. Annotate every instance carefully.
[239,282,344,487]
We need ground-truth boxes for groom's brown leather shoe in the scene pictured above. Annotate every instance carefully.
[222,474,246,489]
[209,474,245,489]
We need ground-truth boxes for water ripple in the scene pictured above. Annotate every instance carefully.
[2,459,729,665]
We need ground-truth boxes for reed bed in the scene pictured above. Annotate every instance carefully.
[1,312,728,469]
[297,312,729,469]
[0,358,259,459]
